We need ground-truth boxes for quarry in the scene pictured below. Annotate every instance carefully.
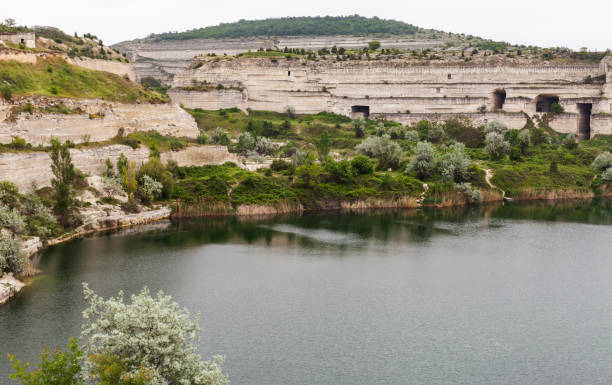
[169,54,612,140]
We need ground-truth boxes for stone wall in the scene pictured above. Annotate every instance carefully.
[0,32,35,48]
[0,144,241,192]
[0,98,199,145]
[169,56,612,138]
[113,35,447,83]
[68,57,138,81]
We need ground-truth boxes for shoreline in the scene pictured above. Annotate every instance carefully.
[1,190,609,306]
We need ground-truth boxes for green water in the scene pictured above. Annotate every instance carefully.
[1,200,612,385]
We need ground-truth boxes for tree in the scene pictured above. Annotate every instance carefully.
[517,129,531,154]
[4,18,16,28]
[439,143,472,182]
[484,132,510,160]
[355,135,403,170]
[123,162,138,201]
[368,41,381,51]
[50,138,76,227]
[591,151,612,172]
[407,141,435,179]
[351,155,374,175]
[353,118,365,138]
[0,232,25,275]
[116,153,128,185]
[8,337,84,385]
[484,121,507,135]
[88,353,153,385]
[81,284,228,385]
[316,131,332,161]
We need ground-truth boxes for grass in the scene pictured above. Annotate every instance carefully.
[0,57,165,103]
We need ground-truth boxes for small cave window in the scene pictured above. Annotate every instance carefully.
[447,74,452,80]
[351,105,370,118]
[492,89,506,110]
[20,38,24,43]
[535,95,560,113]
[288,71,291,76]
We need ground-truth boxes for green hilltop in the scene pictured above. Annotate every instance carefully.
[152,15,423,40]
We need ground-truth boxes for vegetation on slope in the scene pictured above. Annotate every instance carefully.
[153,15,422,40]
[0,57,165,102]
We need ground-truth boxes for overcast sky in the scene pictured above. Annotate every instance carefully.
[1,0,610,50]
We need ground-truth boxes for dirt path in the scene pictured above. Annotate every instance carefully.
[484,168,505,198]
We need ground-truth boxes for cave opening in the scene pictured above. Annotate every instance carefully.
[577,103,592,140]
[492,89,506,110]
[535,95,560,113]
[351,105,370,118]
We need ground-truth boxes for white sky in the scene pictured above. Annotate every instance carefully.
[1,0,610,50]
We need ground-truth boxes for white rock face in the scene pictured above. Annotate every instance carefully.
[0,273,25,304]
[0,99,199,146]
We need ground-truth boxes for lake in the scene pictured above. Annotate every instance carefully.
[1,200,612,385]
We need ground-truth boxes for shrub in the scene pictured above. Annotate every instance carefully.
[0,232,25,275]
[517,129,531,154]
[456,183,482,204]
[270,159,290,171]
[136,158,174,198]
[563,135,578,150]
[407,141,435,179]
[427,124,445,143]
[9,136,27,150]
[1,85,12,100]
[81,285,228,385]
[368,40,381,51]
[316,131,332,161]
[351,155,374,175]
[550,102,564,114]
[284,106,296,119]
[602,168,612,182]
[591,151,612,172]
[439,143,472,183]
[484,121,508,135]
[255,137,277,155]
[324,160,353,183]
[137,175,163,205]
[0,181,20,207]
[210,128,230,146]
[375,122,387,137]
[509,146,522,162]
[484,132,510,160]
[236,132,256,154]
[355,135,403,170]
[197,133,208,144]
[404,130,419,143]
[389,126,405,140]
[292,150,314,167]
[353,117,365,138]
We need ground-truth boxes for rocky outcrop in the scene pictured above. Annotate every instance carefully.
[0,98,199,146]
[68,57,137,81]
[0,144,241,192]
[0,273,25,304]
[113,35,445,83]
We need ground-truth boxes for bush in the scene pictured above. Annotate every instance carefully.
[407,141,435,179]
[351,155,374,175]
[136,158,174,198]
[375,122,387,137]
[0,232,25,275]
[353,118,365,138]
[456,183,482,204]
[270,159,290,171]
[404,130,419,143]
[324,160,353,183]
[355,135,403,170]
[9,136,27,150]
[292,150,314,167]
[591,151,612,172]
[236,132,256,154]
[389,126,405,140]
[197,133,208,144]
[427,124,445,143]
[0,204,26,235]
[484,132,510,160]
[517,129,531,154]
[210,128,230,145]
[439,143,472,183]
[255,137,277,155]
[137,175,164,205]
[550,102,564,114]
[602,168,612,182]
[368,40,381,51]
[1,85,12,100]
[484,121,507,135]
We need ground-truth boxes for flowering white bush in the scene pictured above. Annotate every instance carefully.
[81,284,228,385]
[591,151,612,172]
[484,120,508,135]
[485,132,510,160]
[404,130,419,143]
[0,204,25,235]
[0,232,25,275]
[602,168,612,182]
[255,137,277,155]
[355,135,403,169]
[407,141,435,179]
[456,183,483,204]
[439,143,472,182]
[138,174,163,204]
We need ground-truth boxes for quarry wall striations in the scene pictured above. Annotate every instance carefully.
[113,36,446,83]
[0,98,199,146]
[0,144,240,192]
[169,56,612,138]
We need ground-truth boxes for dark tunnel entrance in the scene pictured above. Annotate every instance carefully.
[577,103,592,140]
[535,95,560,113]
[492,89,506,110]
[351,105,370,118]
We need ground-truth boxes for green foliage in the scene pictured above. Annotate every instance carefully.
[0,232,25,275]
[485,132,510,160]
[136,158,174,199]
[154,16,421,40]
[355,135,403,170]
[316,131,332,161]
[50,138,77,227]
[591,151,612,172]
[351,155,374,175]
[456,182,483,204]
[550,102,564,114]
[353,118,365,138]
[88,353,153,385]
[0,58,160,103]
[439,143,473,183]
[407,141,435,179]
[8,337,83,385]
[81,284,228,385]
[368,40,382,51]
